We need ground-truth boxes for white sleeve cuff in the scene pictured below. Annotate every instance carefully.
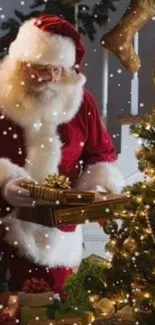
[0,158,28,187]
[75,162,125,194]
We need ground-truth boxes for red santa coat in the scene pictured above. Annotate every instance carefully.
[0,88,124,294]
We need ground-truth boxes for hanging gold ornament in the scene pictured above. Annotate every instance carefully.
[95,298,115,317]
[123,237,137,254]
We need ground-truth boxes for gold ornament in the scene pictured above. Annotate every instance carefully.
[89,294,100,305]
[44,174,71,189]
[123,237,137,254]
[105,240,117,253]
[117,305,134,321]
[95,298,115,316]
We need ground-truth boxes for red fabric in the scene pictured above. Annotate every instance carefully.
[80,92,116,166]
[49,267,73,298]
[34,15,85,68]
[98,219,107,227]
[58,225,76,232]
[0,243,72,298]
[0,89,117,219]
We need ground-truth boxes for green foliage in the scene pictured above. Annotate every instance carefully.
[64,273,90,309]
[102,108,155,323]
[64,106,155,324]
[0,0,120,58]
[64,255,111,308]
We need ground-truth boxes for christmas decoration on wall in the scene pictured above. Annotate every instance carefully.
[101,0,155,72]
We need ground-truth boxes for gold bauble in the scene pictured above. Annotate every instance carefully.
[95,298,115,316]
[117,305,134,321]
[123,237,137,254]
[105,240,117,253]
[89,294,100,305]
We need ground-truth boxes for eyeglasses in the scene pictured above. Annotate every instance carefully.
[23,63,61,81]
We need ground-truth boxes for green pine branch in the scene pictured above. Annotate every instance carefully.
[0,0,120,57]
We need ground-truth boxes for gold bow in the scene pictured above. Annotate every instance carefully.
[43,174,71,189]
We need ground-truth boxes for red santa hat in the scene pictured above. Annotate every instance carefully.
[9,15,85,69]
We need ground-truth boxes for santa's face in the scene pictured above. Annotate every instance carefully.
[0,56,86,126]
[0,59,66,123]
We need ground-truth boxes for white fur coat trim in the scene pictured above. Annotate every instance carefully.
[2,213,83,267]
[9,18,76,68]
[75,161,125,194]
[0,158,29,187]
[25,123,62,183]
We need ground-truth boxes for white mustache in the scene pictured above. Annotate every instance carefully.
[31,82,58,95]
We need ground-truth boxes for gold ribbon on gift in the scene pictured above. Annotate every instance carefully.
[44,174,71,189]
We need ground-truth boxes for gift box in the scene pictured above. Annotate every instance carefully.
[18,193,129,227]
[55,311,94,325]
[21,308,93,325]
[21,174,95,206]
[21,296,94,325]
[21,306,47,325]
[20,291,54,325]
[19,291,54,308]
[93,318,135,325]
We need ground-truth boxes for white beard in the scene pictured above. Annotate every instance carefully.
[31,81,59,98]
[0,57,86,128]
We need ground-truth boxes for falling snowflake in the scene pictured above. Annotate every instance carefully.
[80,141,84,147]
[13,134,18,139]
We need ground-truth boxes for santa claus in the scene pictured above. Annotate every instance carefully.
[0,15,124,296]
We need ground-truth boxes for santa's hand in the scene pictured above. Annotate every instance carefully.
[2,177,51,207]
[2,176,34,207]
[89,185,107,227]
[88,184,106,201]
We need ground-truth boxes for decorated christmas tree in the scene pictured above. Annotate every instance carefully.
[104,111,155,324]
[65,109,155,325]
[0,0,120,58]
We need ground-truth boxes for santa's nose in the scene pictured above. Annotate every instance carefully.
[37,75,53,83]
